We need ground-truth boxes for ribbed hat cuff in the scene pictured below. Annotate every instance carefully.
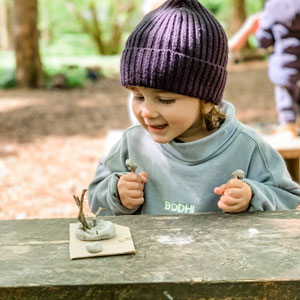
[120,48,227,105]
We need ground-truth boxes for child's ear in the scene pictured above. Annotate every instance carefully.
[200,101,214,114]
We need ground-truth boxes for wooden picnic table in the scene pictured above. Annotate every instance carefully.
[262,135,300,183]
[1,210,300,299]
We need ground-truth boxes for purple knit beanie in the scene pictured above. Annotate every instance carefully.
[120,0,228,105]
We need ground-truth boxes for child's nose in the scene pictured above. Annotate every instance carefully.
[141,102,158,118]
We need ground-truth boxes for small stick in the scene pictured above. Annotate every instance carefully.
[73,189,91,231]
[125,159,137,173]
[231,169,245,180]
[92,207,106,227]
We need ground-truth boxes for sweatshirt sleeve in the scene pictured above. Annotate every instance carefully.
[88,134,140,216]
[243,139,300,211]
[255,9,275,48]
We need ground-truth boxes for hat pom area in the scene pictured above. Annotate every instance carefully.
[120,0,228,105]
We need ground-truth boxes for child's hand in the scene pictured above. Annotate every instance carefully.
[117,172,148,210]
[214,179,252,213]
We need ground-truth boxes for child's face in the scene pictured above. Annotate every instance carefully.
[130,87,212,143]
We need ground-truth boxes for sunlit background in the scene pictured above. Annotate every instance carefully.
[0,0,276,220]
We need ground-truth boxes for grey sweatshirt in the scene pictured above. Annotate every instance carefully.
[88,101,300,215]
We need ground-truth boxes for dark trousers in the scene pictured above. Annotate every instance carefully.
[275,84,300,124]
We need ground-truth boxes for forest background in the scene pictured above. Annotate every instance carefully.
[0,0,264,89]
[0,0,272,220]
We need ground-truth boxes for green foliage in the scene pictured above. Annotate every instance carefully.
[40,34,98,56]
[44,65,88,89]
[201,0,262,32]
[1,0,265,90]
[0,68,15,88]
[39,0,83,40]
[62,67,87,88]
[0,51,15,88]
[38,0,143,56]
[248,35,259,48]
[201,0,226,14]
[39,0,98,56]
[200,0,230,30]
[247,0,264,15]
[37,0,263,58]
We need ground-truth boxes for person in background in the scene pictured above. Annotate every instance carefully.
[256,0,300,138]
[88,0,300,216]
[230,0,300,139]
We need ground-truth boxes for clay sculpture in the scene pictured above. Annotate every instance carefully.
[73,189,116,253]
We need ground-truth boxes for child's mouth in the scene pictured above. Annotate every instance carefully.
[148,124,168,131]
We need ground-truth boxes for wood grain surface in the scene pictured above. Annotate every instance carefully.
[1,210,300,299]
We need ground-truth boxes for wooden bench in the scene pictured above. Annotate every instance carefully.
[1,210,300,299]
[263,135,300,183]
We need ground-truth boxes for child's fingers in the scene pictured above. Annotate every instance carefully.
[118,172,147,210]
[219,193,244,207]
[127,189,144,198]
[218,200,240,212]
[226,178,244,188]
[223,187,243,198]
[122,172,144,183]
[218,182,252,213]
[223,180,252,202]
[218,193,245,211]
[214,184,226,195]
[138,172,148,183]
[214,179,242,195]
[131,197,144,206]
[123,172,148,183]
[126,181,144,191]
[123,197,145,210]
[215,179,243,194]
[215,179,249,212]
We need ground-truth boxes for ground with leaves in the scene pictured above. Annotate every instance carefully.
[0,61,277,220]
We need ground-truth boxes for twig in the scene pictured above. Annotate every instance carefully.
[73,189,91,231]
[92,207,106,227]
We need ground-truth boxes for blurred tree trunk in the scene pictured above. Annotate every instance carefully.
[0,0,13,50]
[13,0,44,88]
[231,0,247,35]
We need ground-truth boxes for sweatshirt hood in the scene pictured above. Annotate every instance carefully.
[160,101,240,164]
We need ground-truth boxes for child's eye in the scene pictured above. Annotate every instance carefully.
[133,95,144,101]
[159,98,175,104]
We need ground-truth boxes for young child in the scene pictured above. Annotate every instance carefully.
[255,0,300,138]
[88,0,300,216]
